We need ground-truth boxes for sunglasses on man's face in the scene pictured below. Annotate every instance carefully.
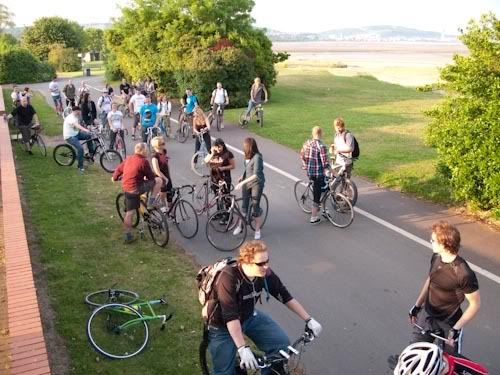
[254,259,270,267]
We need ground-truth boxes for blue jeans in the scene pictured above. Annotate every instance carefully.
[66,132,94,169]
[208,310,290,375]
[245,100,257,117]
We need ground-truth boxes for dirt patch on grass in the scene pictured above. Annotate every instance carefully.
[16,171,72,375]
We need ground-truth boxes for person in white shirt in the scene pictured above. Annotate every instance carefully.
[10,85,20,106]
[48,76,63,115]
[210,82,229,129]
[63,106,95,172]
[77,81,89,105]
[97,89,113,129]
[157,95,172,137]
[128,89,146,140]
[107,103,125,150]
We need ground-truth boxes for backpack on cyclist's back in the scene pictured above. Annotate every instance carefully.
[196,257,237,323]
[344,130,360,159]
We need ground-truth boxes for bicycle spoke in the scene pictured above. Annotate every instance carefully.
[206,209,246,252]
[173,199,199,239]
[87,304,148,359]
[323,193,354,228]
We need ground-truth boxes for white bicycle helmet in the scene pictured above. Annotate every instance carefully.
[394,342,445,375]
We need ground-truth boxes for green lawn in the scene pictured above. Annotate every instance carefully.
[2,89,61,137]
[13,93,203,373]
[58,60,105,78]
[225,68,453,203]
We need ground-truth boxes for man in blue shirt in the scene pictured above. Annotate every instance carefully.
[139,95,158,142]
[181,88,198,114]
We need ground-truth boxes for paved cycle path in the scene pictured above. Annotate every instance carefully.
[32,79,500,374]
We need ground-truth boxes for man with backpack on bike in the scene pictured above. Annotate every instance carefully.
[329,117,357,178]
[8,96,40,154]
[408,221,480,355]
[300,126,330,225]
[199,240,322,375]
[210,82,230,129]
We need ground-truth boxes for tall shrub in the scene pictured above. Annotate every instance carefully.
[425,13,500,210]
[0,47,55,83]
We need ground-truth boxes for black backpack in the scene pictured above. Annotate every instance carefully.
[344,131,360,159]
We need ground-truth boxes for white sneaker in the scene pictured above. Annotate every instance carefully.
[310,216,321,225]
[233,225,243,236]
[221,124,224,129]
[254,230,261,240]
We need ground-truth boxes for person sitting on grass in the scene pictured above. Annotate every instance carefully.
[112,143,163,243]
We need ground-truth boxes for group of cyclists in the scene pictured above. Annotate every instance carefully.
[5,75,485,374]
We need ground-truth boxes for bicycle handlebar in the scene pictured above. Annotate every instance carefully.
[413,323,449,343]
[254,327,315,369]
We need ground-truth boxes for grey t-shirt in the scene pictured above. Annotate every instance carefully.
[334,131,354,165]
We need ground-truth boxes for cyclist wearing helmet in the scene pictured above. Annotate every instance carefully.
[408,221,480,354]
[205,240,322,375]
[394,342,445,375]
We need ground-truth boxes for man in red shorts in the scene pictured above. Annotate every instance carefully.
[112,142,162,243]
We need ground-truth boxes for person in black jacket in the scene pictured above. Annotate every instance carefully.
[80,92,97,127]
[206,240,322,375]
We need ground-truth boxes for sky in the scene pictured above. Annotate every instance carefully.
[2,0,499,34]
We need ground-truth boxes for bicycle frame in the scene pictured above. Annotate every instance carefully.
[196,178,229,215]
[114,299,171,331]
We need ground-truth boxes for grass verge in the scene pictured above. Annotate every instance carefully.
[224,68,454,204]
[13,92,203,373]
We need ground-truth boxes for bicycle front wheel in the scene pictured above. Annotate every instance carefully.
[100,149,122,173]
[191,151,209,177]
[294,180,314,214]
[238,110,248,127]
[53,144,76,166]
[206,209,246,252]
[33,135,47,157]
[86,303,149,359]
[248,193,268,231]
[85,289,139,308]
[322,192,354,228]
[147,208,169,247]
[332,178,358,206]
[173,199,199,239]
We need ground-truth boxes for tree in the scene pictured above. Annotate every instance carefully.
[21,17,84,60]
[84,27,104,60]
[105,0,279,106]
[0,3,14,32]
[425,13,500,211]
[48,43,81,72]
[0,32,17,51]
[0,48,55,84]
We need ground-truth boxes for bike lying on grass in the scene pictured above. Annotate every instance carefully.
[85,287,174,359]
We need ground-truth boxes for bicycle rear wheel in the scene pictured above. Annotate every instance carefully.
[86,303,149,359]
[176,119,189,143]
[332,178,358,206]
[322,192,354,228]
[100,149,122,173]
[85,289,139,308]
[33,135,47,157]
[53,144,76,166]
[173,199,199,239]
[248,193,268,231]
[147,208,169,247]
[115,192,140,228]
[191,151,209,177]
[206,209,246,252]
[293,180,314,214]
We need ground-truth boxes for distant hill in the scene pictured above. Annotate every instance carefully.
[266,25,459,42]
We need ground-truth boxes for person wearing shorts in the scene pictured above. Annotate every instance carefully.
[234,138,265,240]
[49,76,63,114]
[112,143,162,243]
